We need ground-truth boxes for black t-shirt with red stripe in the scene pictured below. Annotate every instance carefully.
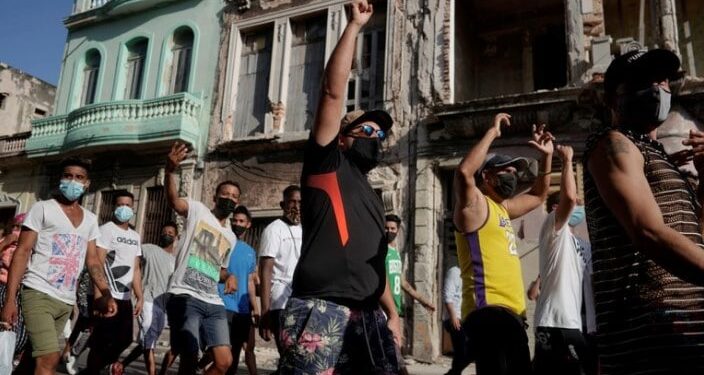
[291,137,387,307]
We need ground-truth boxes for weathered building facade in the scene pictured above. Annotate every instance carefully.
[206,0,704,362]
[0,63,55,232]
[25,0,224,243]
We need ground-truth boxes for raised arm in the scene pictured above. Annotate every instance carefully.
[165,142,189,217]
[504,124,554,219]
[589,131,704,285]
[312,0,373,146]
[553,145,577,230]
[453,113,511,233]
[683,129,704,233]
[0,229,37,327]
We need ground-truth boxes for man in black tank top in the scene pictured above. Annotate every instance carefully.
[277,1,401,374]
[584,49,704,374]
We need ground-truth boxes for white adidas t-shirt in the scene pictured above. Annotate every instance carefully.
[168,200,236,305]
[97,221,142,300]
[22,199,101,305]
[535,211,595,332]
[259,218,302,310]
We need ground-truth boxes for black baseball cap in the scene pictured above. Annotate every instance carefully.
[475,153,529,182]
[340,109,393,134]
[604,49,682,102]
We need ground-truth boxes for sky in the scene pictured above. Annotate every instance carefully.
[0,0,74,85]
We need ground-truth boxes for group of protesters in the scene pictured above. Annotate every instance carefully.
[2,1,704,375]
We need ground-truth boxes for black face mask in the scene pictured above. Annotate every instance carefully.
[346,138,382,174]
[214,197,237,218]
[386,231,397,244]
[233,225,247,237]
[493,173,517,199]
[159,234,175,248]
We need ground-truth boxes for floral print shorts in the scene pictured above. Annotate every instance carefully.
[278,297,401,375]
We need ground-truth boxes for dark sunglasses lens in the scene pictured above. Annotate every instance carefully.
[377,130,386,140]
[362,125,374,136]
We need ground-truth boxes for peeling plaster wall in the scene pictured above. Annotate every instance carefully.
[0,63,56,137]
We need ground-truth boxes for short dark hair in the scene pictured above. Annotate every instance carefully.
[385,214,402,224]
[283,185,301,200]
[60,157,92,174]
[162,221,179,235]
[546,191,560,213]
[112,190,134,205]
[215,180,240,195]
[233,205,252,221]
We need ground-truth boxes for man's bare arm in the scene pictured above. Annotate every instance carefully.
[453,113,511,233]
[589,131,704,285]
[312,0,373,146]
[553,145,576,230]
[401,279,435,311]
[87,243,111,297]
[165,142,189,217]
[505,125,554,219]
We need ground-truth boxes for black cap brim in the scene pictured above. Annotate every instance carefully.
[343,110,393,133]
[605,49,682,98]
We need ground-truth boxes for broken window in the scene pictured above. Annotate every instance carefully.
[676,0,704,77]
[286,14,327,132]
[234,27,273,137]
[81,49,101,106]
[603,0,657,52]
[346,3,386,112]
[0,93,7,109]
[33,108,47,118]
[454,0,567,101]
[125,38,148,100]
[171,27,194,94]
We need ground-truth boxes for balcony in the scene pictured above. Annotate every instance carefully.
[68,0,182,25]
[26,92,202,157]
[72,0,111,14]
[0,133,30,158]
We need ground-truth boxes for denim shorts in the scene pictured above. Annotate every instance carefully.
[166,294,230,355]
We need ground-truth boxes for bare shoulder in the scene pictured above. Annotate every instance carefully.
[589,130,642,170]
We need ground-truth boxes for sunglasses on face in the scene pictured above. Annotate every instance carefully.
[347,124,387,141]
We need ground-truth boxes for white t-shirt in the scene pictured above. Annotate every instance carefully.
[96,221,142,301]
[535,212,595,332]
[168,200,236,305]
[22,199,101,305]
[259,218,302,310]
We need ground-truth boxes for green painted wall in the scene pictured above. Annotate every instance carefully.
[53,0,223,157]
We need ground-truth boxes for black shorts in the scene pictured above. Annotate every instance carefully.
[89,299,134,354]
[533,326,593,375]
[227,311,252,346]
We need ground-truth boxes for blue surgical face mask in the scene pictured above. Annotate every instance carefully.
[114,206,134,223]
[569,206,586,227]
[59,179,85,201]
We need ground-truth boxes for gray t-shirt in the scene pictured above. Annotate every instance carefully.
[141,244,175,303]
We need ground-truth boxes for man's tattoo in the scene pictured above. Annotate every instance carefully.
[605,138,629,158]
[88,265,108,289]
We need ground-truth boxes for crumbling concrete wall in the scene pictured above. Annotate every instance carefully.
[0,63,55,137]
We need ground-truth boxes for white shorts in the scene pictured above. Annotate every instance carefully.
[139,300,167,349]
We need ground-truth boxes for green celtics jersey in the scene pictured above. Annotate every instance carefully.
[385,246,404,315]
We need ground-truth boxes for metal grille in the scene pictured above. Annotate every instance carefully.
[142,186,171,245]
[98,190,117,225]
[241,216,277,253]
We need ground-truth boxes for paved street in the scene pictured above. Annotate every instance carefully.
[54,328,476,375]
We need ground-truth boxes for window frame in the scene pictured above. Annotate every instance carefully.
[220,0,391,142]
[170,27,195,94]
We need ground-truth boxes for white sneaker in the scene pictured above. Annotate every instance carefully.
[65,355,78,375]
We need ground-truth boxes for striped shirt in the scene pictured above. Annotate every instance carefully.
[583,128,704,375]
[455,196,526,320]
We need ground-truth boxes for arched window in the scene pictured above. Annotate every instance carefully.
[171,28,194,93]
[81,49,101,105]
[125,38,148,99]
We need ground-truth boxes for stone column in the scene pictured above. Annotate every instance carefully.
[655,0,681,55]
[565,0,587,85]
[267,18,291,133]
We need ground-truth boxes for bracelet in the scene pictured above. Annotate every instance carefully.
[538,170,552,176]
